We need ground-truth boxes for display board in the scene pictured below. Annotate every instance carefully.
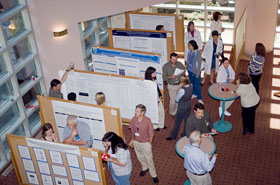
[7,134,106,185]
[59,70,159,124]
[91,46,163,89]
[38,96,122,151]
[108,28,174,66]
[126,11,185,52]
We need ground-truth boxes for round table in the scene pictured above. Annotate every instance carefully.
[175,137,216,185]
[208,83,238,132]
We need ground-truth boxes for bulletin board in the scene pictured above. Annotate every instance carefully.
[57,70,159,124]
[125,11,185,52]
[7,134,107,185]
[108,28,174,66]
[38,95,123,150]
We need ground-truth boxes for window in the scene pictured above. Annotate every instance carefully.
[0,0,46,170]
[274,3,280,48]
[79,16,111,70]
[149,0,235,44]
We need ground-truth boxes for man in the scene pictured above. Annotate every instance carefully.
[49,64,73,99]
[129,104,159,184]
[63,115,93,147]
[183,130,217,185]
[162,53,185,116]
[156,25,165,31]
[186,103,217,138]
[67,92,76,101]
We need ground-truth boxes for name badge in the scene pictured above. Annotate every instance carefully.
[205,121,209,126]
[135,133,140,137]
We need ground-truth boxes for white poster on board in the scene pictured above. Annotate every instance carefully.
[129,14,176,49]
[60,71,158,123]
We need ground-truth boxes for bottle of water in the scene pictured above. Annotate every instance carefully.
[218,83,222,92]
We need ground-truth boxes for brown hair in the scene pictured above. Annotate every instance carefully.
[238,73,251,84]
[42,123,53,137]
[255,43,266,57]
[180,75,190,87]
[213,12,222,21]
[95,92,106,105]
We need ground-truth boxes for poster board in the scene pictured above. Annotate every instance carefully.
[91,46,164,90]
[108,28,174,66]
[59,70,159,124]
[38,95,122,151]
[125,11,185,52]
[7,134,106,185]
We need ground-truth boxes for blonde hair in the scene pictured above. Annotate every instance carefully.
[95,92,106,105]
[180,75,190,87]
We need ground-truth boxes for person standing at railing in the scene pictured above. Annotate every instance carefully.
[210,11,225,59]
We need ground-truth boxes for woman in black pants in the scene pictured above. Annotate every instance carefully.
[236,73,260,135]
[166,75,193,140]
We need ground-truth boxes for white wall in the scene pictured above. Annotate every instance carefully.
[27,0,171,90]
[234,0,278,55]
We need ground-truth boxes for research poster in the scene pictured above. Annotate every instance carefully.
[60,71,159,123]
[129,13,177,49]
[111,30,169,66]
[51,100,106,150]
[91,47,163,89]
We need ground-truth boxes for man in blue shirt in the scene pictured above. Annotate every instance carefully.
[183,130,217,185]
[63,115,93,147]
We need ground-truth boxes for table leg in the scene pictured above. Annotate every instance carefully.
[214,100,232,132]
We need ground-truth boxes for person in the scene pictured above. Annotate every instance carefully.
[63,115,93,147]
[67,92,76,101]
[186,103,217,138]
[156,25,165,31]
[235,73,260,135]
[184,21,203,61]
[248,43,266,94]
[216,57,235,117]
[102,132,132,185]
[210,12,224,38]
[202,31,223,85]
[145,67,166,131]
[95,92,106,106]
[129,104,159,184]
[49,64,74,99]
[186,40,203,104]
[40,123,58,142]
[183,130,217,185]
[166,75,193,140]
[162,53,185,116]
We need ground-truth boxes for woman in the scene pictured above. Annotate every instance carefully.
[41,123,58,142]
[166,75,193,140]
[216,57,235,117]
[236,73,260,135]
[210,12,224,38]
[95,92,106,106]
[145,67,166,131]
[102,132,132,185]
[202,30,223,85]
[248,43,266,94]
[186,40,203,104]
[184,21,203,62]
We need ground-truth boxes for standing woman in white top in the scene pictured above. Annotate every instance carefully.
[184,21,203,62]
[102,132,132,185]
[202,31,223,85]
[210,12,224,38]
[235,73,260,135]
[216,57,235,117]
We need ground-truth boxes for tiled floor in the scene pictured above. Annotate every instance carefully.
[1,51,280,185]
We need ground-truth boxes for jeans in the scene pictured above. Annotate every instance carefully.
[188,71,202,100]
[109,162,131,185]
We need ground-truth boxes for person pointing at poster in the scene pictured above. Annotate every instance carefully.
[63,115,93,147]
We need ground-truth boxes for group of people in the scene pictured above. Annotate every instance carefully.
[42,11,266,185]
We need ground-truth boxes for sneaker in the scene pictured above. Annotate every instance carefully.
[153,177,159,183]
[218,107,222,117]
[224,110,231,116]
[191,95,197,99]
[140,169,149,177]
[198,99,204,104]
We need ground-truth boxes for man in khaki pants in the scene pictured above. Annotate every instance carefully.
[129,104,159,184]
[162,53,185,115]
